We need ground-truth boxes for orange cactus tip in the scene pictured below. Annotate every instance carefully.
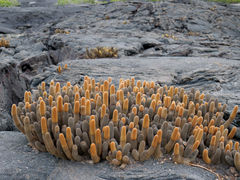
[203,149,211,164]
[210,136,216,146]
[197,117,203,125]
[151,135,159,148]
[103,126,110,140]
[131,128,138,140]
[178,106,184,117]
[192,115,198,127]
[64,64,67,69]
[103,91,108,106]
[11,104,17,116]
[43,91,47,98]
[112,109,118,123]
[41,81,45,91]
[137,105,144,113]
[110,84,115,95]
[86,100,91,115]
[89,119,96,136]
[85,90,90,99]
[67,81,71,87]
[90,143,97,157]
[52,106,58,123]
[84,80,88,91]
[171,127,179,141]
[129,122,134,129]
[66,127,72,138]
[74,93,80,102]
[219,136,224,142]
[119,90,124,102]
[234,142,239,151]
[150,99,156,110]
[121,126,126,139]
[41,117,47,134]
[208,119,215,128]
[183,94,188,107]
[151,94,156,100]
[136,92,141,105]
[132,107,137,115]
[110,141,116,152]
[174,143,179,156]
[24,91,29,103]
[95,129,101,144]
[228,126,237,139]
[137,80,141,88]
[175,117,181,127]
[150,81,155,89]
[203,126,208,133]
[48,95,53,106]
[209,126,215,134]
[157,107,162,117]
[116,150,122,161]
[64,103,69,112]
[121,117,126,124]
[195,129,203,142]
[200,93,205,100]
[57,66,62,73]
[81,97,86,106]
[142,114,149,129]
[39,100,46,116]
[101,104,106,119]
[123,98,129,111]
[74,101,80,114]
[225,144,231,152]
[230,105,238,119]
[169,101,176,111]
[209,101,215,113]
[55,82,61,93]
[157,129,162,144]
[57,96,63,112]
[103,80,109,92]
[192,140,200,152]
[59,133,67,147]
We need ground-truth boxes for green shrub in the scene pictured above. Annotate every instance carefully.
[0,0,19,7]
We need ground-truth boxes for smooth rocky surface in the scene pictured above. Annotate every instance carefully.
[0,131,221,180]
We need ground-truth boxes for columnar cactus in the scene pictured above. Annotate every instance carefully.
[11,76,240,172]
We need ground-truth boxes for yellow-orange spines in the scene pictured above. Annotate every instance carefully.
[123,98,129,112]
[110,141,116,152]
[129,122,134,129]
[234,142,239,151]
[57,96,63,112]
[228,126,237,139]
[95,129,101,144]
[48,95,53,106]
[174,143,179,156]
[41,82,45,91]
[192,140,200,151]
[112,109,118,125]
[210,136,216,146]
[39,100,46,116]
[151,135,159,148]
[120,126,126,146]
[132,107,137,115]
[136,92,141,105]
[103,126,110,140]
[171,127,179,141]
[103,80,109,92]
[110,84,115,95]
[66,127,72,141]
[86,100,91,115]
[90,143,97,156]
[157,130,162,144]
[103,92,108,107]
[89,119,96,136]
[55,82,61,94]
[52,106,58,123]
[225,144,230,152]
[195,129,203,142]
[183,94,188,108]
[74,101,80,114]
[140,105,145,112]
[203,149,211,164]
[101,104,106,119]
[64,103,69,112]
[230,105,238,119]
[41,117,47,134]
[131,128,138,140]
[116,150,122,161]
[11,104,17,116]
[59,133,67,147]
[142,114,149,129]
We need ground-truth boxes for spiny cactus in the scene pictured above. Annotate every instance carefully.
[0,37,10,48]
[11,76,240,172]
[84,47,118,59]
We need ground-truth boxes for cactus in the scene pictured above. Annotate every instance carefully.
[11,76,239,171]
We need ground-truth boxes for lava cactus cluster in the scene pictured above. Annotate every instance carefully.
[11,76,240,171]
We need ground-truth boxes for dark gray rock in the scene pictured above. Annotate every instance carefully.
[0,131,218,180]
